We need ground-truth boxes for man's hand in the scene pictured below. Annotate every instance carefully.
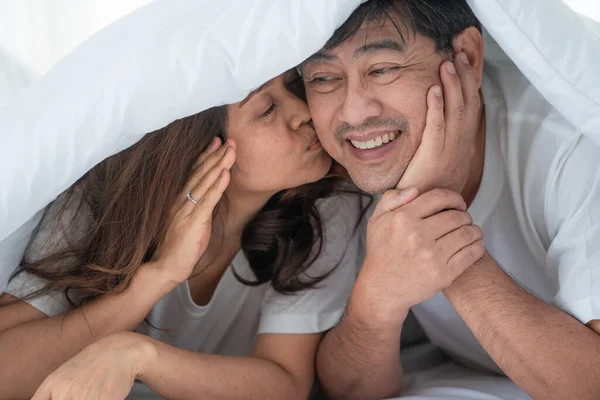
[397,52,482,194]
[360,188,484,316]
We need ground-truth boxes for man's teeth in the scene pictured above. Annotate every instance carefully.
[350,132,397,150]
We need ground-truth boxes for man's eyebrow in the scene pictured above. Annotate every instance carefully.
[302,51,339,65]
[239,80,273,108]
[354,38,406,58]
[302,38,406,66]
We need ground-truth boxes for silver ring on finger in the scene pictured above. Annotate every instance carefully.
[186,192,198,205]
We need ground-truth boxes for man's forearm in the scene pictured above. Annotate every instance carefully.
[444,254,600,399]
[0,265,172,399]
[316,280,406,400]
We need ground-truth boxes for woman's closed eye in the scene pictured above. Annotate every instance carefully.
[258,103,276,119]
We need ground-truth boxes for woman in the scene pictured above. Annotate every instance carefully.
[0,69,366,399]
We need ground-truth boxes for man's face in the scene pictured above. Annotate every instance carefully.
[303,19,447,194]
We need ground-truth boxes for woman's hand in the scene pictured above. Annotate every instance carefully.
[31,332,155,400]
[153,137,236,286]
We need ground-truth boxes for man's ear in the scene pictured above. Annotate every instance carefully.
[452,27,484,88]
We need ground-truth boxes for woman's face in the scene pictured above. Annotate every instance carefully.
[226,70,332,195]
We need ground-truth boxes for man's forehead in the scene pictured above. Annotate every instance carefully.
[303,23,415,67]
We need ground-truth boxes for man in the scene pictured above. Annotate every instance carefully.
[301,0,600,399]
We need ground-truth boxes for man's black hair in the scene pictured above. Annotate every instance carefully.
[323,0,482,54]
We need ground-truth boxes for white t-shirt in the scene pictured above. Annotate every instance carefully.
[398,59,600,374]
[5,192,365,398]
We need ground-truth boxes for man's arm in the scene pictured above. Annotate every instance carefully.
[316,187,483,400]
[316,277,407,400]
[444,254,600,399]
[317,53,483,400]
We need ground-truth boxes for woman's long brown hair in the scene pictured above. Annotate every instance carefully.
[17,106,365,305]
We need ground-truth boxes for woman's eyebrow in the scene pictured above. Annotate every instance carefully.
[239,80,274,108]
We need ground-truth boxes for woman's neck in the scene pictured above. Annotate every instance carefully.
[186,188,274,306]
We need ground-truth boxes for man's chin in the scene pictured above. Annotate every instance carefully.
[349,173,400,195]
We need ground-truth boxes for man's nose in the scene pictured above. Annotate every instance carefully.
[339,80,382,127]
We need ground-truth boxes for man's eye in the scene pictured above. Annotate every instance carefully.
[370,66,401,76]
[309,76,338,84]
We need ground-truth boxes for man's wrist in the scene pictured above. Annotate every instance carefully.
[348,273,410,331]
[445,252,495,293]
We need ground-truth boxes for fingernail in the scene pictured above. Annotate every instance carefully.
[459,52,469,64]
[432,85,442,97]
[446,62,456,75]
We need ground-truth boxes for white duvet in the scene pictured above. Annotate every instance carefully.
[0,0,599,292]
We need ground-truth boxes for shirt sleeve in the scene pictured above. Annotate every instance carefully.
[257,193,370,334]
[4,271,74,316]
[544,133,600,324]
[3,191,85,317]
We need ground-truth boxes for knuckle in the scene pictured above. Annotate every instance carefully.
[381,189,399,205]
[470,94,482,111]
[465,212,474,225]
[406,230,422,246]
[393,209,409,224]
[434,120,445,132]
[462,245,474,260]
[460,225,473,241]
[449,210,464,225]
[194,160,207,173]
[474,225,483,239]
[420,248,435,261]
[473,240,485,257]
[427,264,443,283]
[430,187,448,200]
[455,104,466,120]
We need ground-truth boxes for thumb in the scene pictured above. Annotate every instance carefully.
[373,187,419,218]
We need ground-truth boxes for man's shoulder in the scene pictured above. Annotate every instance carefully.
[484,59,588,178]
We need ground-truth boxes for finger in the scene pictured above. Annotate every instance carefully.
[423,209,473,239]
[30,390,44,400]
[454,52,482,119]
[180,141,229,205]
[187,145,235,209]
[181,140,236,208]
[193,136,222,169]
[404,188,466,218]
[416,84,446,156]
[30,385,50,400]
[440,60,466,132]
[191,168,231,220]
[446,239,485,276]
[436,224,483,261]
[372,188,419,218]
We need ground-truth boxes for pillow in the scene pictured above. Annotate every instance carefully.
[0,49,33,106]
[0,0,367,289]
[468,0,600,143]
